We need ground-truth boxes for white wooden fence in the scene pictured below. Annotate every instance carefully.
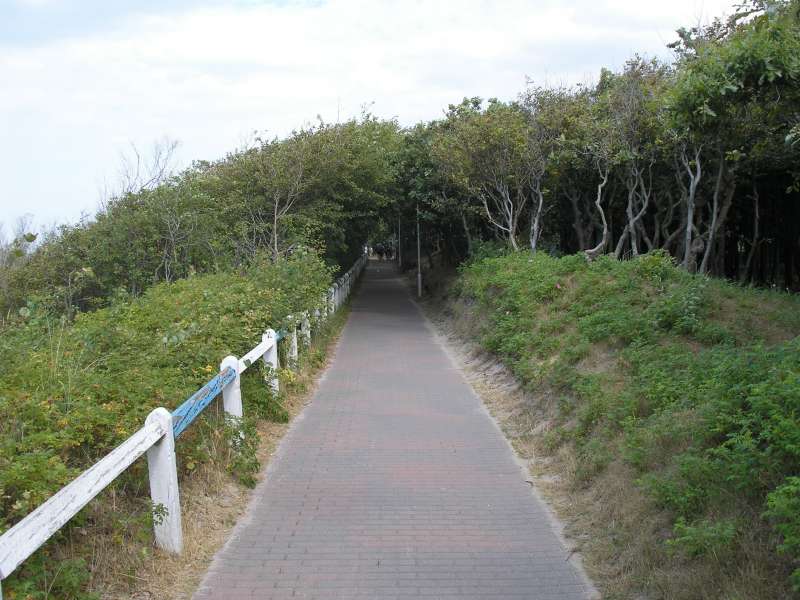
[0,253,368,597]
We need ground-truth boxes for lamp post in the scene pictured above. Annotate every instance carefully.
[397,214,402,270]
[416,204,422,298]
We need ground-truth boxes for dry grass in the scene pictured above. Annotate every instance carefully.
[707,280,800,345]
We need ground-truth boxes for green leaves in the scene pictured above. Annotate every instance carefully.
[766,477,800,589]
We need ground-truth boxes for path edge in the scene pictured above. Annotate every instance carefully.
[406,286,601,600]
[191,309,353,598]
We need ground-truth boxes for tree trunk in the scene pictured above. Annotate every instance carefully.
[628,185,640,258]
[740,182,760,284]
[481,183,520,250]
[700,157,736,273]
[614,178,637,259]
[567,190,588,250]
[529,184,545,253]
[272,196,280,261]
[460,210,473,256]
[659,192,681,253]
[699,153,726,275]
[585,170,610,261]
[636,167,654,252]
[681,147,702,271]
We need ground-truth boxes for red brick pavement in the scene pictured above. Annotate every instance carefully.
[193,263,594,599]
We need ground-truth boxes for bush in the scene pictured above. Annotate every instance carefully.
[766,477,800,591]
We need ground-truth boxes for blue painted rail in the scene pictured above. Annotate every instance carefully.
[171,328,287,438]
[172,328,287,438]
[172,367,237,438]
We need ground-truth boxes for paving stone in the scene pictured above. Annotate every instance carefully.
[194,263,594,599]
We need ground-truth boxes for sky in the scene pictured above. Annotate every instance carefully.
[0,0,737,232]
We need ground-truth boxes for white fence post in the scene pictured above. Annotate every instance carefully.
[329,286,336,314]
[220,355,242,419]
[289,319,299,369]
[145,408,183,554]
[263,329,279,393]
[302,312,311,347]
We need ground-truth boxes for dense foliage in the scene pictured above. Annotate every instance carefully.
[0,116,399,319]
[0,251,332,598]
[393,0,800,289]
[3,4,798,319]
[453,250,800,595]
[2,4,798,318]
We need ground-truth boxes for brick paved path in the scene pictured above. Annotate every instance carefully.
[194,263,593,600]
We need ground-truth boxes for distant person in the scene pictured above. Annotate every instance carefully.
[375,243,385,261]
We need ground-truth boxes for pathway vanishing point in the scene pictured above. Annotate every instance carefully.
[194,263,594,600]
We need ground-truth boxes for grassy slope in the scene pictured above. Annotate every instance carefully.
[448,251,800,599]
[0,252,332,599]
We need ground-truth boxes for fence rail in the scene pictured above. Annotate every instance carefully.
[0,253,368,597]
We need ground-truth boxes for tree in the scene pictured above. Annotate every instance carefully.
[669,0,800,274]
[520,87,560,252]
[433,98,542,251]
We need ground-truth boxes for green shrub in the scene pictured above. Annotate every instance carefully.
[766,477,800,591]
[667,517,738,559]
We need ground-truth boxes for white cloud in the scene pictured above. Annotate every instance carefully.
[14,0,58,6]
[0,0,736,226]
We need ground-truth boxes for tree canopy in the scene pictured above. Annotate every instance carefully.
[2,0,800,323]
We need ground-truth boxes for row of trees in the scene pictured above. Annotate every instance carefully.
[0,116,401,318]
[2,0,798,320]
[398,0,800,289]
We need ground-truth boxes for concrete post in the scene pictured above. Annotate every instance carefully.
[417,204,422,298]
[398,215,402,270]
[289,323,299,369]
[145,408,183,554]
[263,329,279,394]
[302,312,311,348]
[220,355,242,419]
